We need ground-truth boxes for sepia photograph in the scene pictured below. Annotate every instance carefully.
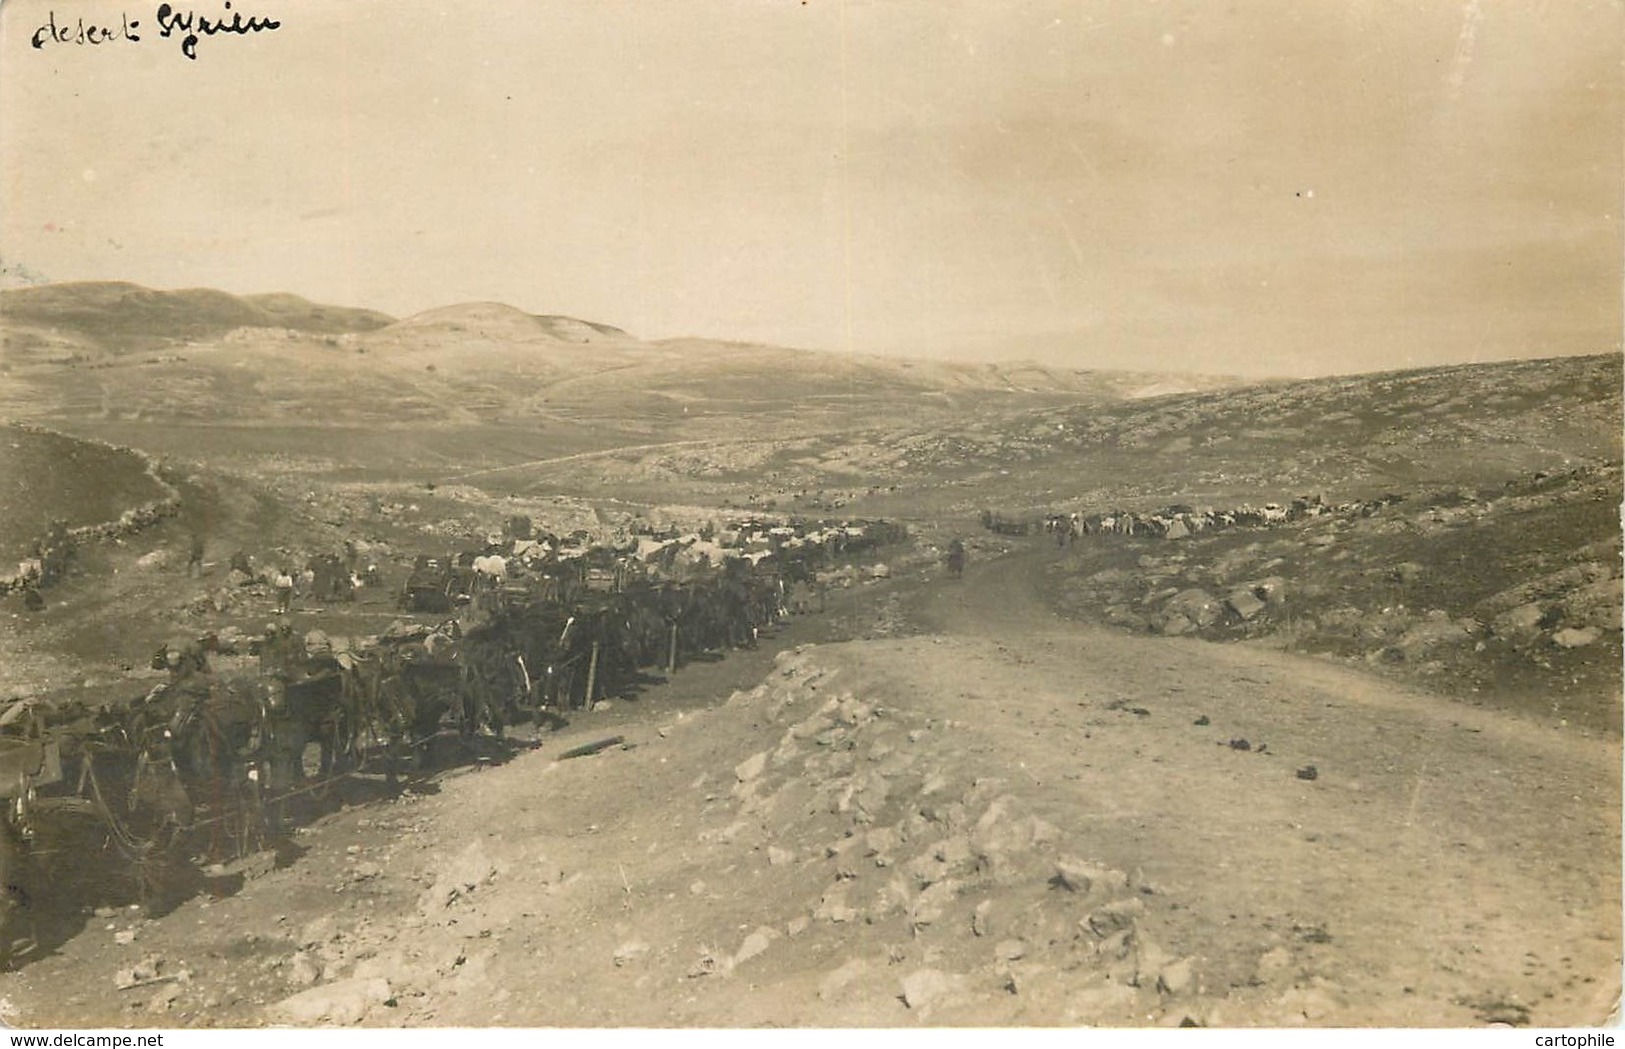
[0,0,1619,1033]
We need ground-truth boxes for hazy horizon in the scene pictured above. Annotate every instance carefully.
[3,0,1620,379]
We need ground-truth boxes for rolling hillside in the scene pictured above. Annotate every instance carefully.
[0,283,1237,443]
[0,282,394,354]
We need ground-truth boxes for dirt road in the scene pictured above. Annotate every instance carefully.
[2,550,1617,1028]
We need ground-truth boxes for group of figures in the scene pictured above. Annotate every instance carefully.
[0,516,907,961]
[985,493,1409,544]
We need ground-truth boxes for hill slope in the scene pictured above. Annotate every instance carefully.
[0,283,1235,434]
[1,282,394,353]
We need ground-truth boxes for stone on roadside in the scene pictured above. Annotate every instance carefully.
[909,879,959,927]
[268,977,391,1026]
[1086,897,1145,937]
[734,751,768,783]
[1054,857,1128,897]
[1160,614,1195,637]
[819,958,872,1002]
[1068,977,1138,1020]
[1164,589,1223,628]
[1553,627,1601,649]
[288,952,322,988]
[1491,602,1545,645]
[417,841,497,913]
[1157,957,1196,997]
[814,887,857,923]
[900,968,961,1014]
[732,927,780,967]
[1225,589,1267,621]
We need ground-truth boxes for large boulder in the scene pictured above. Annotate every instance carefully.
[1251,576,1289,606]
[1225,589,1267,621]
[1164,589,1223,628]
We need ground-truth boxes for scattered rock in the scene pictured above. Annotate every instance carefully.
[994,939,1026,961]
[899,968,961,1014]
[298,915,337,949]
[732,927,780,966]
[1552,627,1601,649]
[1296,766,1319,781]
[734,751,768,783]
[909,879,959,927]
[1226,589,1267,621]
[1054,858,1128,897]
[1491,602,1546,645]
[1157,957,1195,997]
[135,550,170,570]
[112,956,167,990]
[287,952,322,988]
[1164,589,1223,628]
[1562,577,1624,631]
[1160,614,1195,637]
[1085,897,1145,936]
[814,887,857,923]
[612,940,651,968]
[417,841,497,913]
[1069,977,1138,1019]
[267,977,392,1026]
[819,959,872,1001]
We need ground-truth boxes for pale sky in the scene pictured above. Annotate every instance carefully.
[2,0,1620,375]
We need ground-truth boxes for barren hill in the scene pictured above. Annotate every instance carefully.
[385,302,633,343]
[0,282,394,354]
[0,283,1237,447]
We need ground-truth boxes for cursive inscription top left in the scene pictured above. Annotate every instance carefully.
[28,4,281,60]
[31,10,141,48]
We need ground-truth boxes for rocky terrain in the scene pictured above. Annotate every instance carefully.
[0,282,1617,1029]
[0,552,1615,1029]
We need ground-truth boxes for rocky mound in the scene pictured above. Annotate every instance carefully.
[1045,465,1624,729]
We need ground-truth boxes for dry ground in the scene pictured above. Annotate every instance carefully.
[1,547,1616,1029]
